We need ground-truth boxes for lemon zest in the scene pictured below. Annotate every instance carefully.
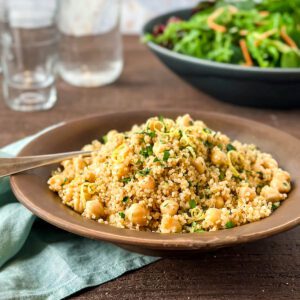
[111,143,128,163]
[227,150,241,177]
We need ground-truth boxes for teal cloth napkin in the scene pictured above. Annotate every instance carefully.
[0,131,158,300]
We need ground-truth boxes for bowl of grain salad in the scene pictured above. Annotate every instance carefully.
[11,110,300,256]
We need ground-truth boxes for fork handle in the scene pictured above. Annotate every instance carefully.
[0,150,92,178]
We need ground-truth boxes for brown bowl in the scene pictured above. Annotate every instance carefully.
[10,110,300,256]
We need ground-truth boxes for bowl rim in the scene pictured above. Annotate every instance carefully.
[10,109,300,250]
[142,7,300,75]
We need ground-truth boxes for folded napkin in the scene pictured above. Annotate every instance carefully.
[0,131,158,300]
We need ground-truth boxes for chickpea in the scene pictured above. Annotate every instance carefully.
[211,147,227,166]
[273,170,290,182]
[140,176,156,190]
[63,187,74,202]
[73,157,86,173]
[192,156,206,174]
[160,215,182,233]
[73,197,84,213]
[271,178,291,193]
[113,163,129,179]
[85,200,105,219]
[205,208,221,225]
[214,196,225,208]
[127,203,150,226]
[262,157,278,169]
[84,170,96,182]
[238,187,256,201]
[48,175,64,191]
[160,200,179,216]
[270,170,291,193]
[260,186,283,203]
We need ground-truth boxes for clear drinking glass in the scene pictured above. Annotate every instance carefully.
[57,0,123,87]
[1,0,58,111]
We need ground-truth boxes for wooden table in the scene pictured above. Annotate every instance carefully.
[1,36,300,300]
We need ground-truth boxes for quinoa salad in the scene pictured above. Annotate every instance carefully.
[48,115,292,233]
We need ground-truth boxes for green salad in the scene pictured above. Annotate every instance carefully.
[144,0,300,68]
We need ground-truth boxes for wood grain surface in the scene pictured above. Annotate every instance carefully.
[0,36,299,300]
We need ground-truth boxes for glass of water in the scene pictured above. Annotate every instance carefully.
[1,0,58,111]
[57,0,123,87]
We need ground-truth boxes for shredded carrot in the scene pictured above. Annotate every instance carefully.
[239,39,253,67]
[259,11,269,17]
[254,28,277,46]
[207,8,227,33]
[280,26,298,49]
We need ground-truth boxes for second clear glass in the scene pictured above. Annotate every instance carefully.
[57,0,123,88]
[1,0,58,112]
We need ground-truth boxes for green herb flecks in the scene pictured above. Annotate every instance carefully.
[122,196,129,203]
[204,140,214,149]
[203,128,213,134]
[219,170,226,181]
[272,203,280,211]
[138,168,151,176]
[102,135,108,144]
[189,199,197,209]
[119,212,125,219]
[226,144,237,152]
[140,145,153,158]
[158,115,164,122]
[225,221,235,229]
[163,150,170,161]
[121,177,132,184]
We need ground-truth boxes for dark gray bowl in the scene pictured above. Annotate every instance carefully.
[142,8,300,108]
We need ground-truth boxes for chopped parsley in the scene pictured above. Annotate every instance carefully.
[256,171,264,179]
[189,199,197,209]
[203,127,213,134]
[158,115,164,122]
[219,170,226,181]
[119,212,125,219]
[136,159,143,165]
[138,168,151,176]
[121,177,131,184]
[140,145,153,158]
[153,157,160,162]
[178,129,183,138]
[122,196,129,203]
[102,135,108,144]
[272,204,279,211]
[62,178,68,186]
[226,144,236,152]
[139,130,156,138]
[204,140,213,149]
[225,221,235,229]
[163,150,170,161]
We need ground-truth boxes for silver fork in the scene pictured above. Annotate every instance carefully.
[0,150,93,178]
